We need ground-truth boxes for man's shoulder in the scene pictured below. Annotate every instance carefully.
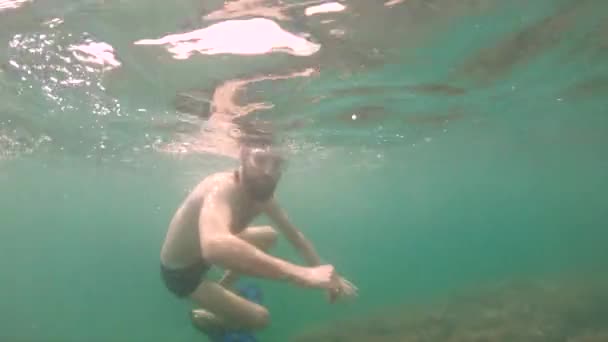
[206,170,236,185]
[195,170,237,196]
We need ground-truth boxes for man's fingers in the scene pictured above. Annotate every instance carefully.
[343,279,356,289]
[340,278,357,290]
[326,275,359,301]
[340,278,358,296]
[326,287,340,304]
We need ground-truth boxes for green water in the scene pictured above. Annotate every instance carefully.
[2,0,608,341]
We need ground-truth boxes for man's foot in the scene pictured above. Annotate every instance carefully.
[218,270,240,290]
[190,309,224,337]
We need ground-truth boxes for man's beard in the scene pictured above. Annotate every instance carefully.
[243,176,277,201]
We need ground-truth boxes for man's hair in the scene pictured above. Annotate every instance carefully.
[239,145,285,169]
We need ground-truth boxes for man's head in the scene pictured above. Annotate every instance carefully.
[239,145,285,201]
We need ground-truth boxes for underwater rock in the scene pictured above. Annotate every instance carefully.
[404,83,466,96]
[291,275,608,342]
[452,0,584,85]
[560,76,608,100]
[569,331,608,342]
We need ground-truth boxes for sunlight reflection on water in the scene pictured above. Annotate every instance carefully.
[134,18,321,59]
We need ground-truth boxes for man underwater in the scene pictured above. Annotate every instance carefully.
[160,145,357,333]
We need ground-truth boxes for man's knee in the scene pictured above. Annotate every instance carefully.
[242,225,277,250]
[247,306,270,330]
[259,226,278,249]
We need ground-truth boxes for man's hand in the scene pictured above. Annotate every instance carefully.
[327,274,358,303]
[292,264,336,289]
[262,199,358,300]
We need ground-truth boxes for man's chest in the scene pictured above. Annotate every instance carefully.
[229,196,263,233]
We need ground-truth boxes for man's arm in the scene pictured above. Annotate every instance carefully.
[265,197,359,301]
[199,187,307,282]
[264,197,323,266]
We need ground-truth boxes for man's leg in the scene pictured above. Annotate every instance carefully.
[219,225,278,288]
[190,225,277,332]
[190,280,269,331]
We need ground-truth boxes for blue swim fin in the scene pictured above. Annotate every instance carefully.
[208,282,263,342]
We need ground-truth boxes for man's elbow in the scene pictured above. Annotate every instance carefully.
[201,235,230,264]
[289,231,308,250]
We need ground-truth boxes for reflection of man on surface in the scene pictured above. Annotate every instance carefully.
[160,145,357,333]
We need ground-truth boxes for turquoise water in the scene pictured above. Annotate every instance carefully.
[2,0,608,341]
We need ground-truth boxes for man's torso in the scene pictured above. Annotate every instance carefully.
[160,170,264,268]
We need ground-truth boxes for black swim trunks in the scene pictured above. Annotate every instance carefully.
[160,260,211,298]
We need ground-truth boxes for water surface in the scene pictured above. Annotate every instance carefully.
[1,0,607,341]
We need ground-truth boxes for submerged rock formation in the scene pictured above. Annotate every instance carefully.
[292,274,608,342]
